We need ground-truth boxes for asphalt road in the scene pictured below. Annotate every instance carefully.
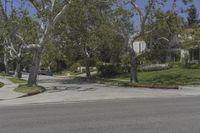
[0,97,200,133]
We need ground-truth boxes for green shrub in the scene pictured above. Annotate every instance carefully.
[189,64,200,69]
[97,64,125,78]
[177,63,200,69]
[69,63,81,72]
[138,64,171,72]
[174,62,190,69]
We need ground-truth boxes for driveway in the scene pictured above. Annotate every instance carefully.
[0,74,200,106]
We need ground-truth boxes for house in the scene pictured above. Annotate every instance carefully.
[131,28,200,64]
[178,28,200,64]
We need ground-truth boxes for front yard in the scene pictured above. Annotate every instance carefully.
[110,67,200,86]
[4,76,45,94]
[8,77,26,84]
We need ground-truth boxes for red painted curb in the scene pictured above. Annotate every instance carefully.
[128,84,179,90]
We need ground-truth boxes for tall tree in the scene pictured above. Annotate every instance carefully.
[0,0,38,78]
[187,4,199,28]
[145,10,184,63]
[59,0,115,78]
[126,0,160,83]
[0,0,10,74]
[118,0,193,83]
[27,0,71,85]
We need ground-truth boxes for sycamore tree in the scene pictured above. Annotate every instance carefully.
[27,0,71,86]
[144,9,185,63]
[0,0,11,74]
[0,0,26,76]
[57,0,116,78]
[12,11,39,79]
[0,0,38,78]
[116,0,193,83]
[115,0,164,83]
[187,4,199,28]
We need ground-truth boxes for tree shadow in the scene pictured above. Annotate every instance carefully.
[38,78,96,85]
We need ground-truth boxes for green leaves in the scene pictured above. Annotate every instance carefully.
[187,4,199,28]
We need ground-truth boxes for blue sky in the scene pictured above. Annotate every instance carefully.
[3,0,200,27]
[133,0,200,27]
[5,0,200,15]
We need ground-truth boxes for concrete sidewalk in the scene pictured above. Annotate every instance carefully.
[1,81,200,106]
[0,76,24,100]
[0,74,200,106]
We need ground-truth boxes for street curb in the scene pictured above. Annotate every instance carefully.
[127,84,179,90]
[72,77,179,90]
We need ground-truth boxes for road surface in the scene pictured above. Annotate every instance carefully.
[1,97,200,133]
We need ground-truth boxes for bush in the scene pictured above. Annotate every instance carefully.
[97,64,126,78]
[138,64,171,72]
[176,63,200,69]
[188,64,200,69]
[69,63,81,72]
[176,62,190,69]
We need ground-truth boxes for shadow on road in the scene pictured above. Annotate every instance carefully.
[38,78,96,85]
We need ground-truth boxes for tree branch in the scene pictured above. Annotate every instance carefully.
[15,34,26,45]
[22,44,41,50]
[52,0,72,26]
[29,0,43,16]
[51,0,56,11]
[129,0,144,24]
[0,0,8,20]
[157,37,170,42]
[140,0,155,34]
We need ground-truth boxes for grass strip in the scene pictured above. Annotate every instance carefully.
[0,82,4,88]
[14,84,45,94]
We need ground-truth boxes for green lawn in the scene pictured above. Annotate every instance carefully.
[8,77,26,84]
[9,78,44,94]
[0,74,45,94]
[0,72,8,76]
[0,73,27,84]
[56,70,84,76]
[0,82,4,88]
[110,67,200,86]
[14,84,44,94]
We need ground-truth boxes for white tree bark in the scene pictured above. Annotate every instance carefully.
[128,0,155,83]
[27,0,72,86]
[127,0,180,83]
[3,48,9,74]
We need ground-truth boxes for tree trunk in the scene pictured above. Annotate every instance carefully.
[3,52,9,75]
[85,56,91,79]
[166,51,171,62]
[15,59,22,79]
[192,50,194,62]
[28,49,42,86]
[130,49,138,83]
[199,46,200,64]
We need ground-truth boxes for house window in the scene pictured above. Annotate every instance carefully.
[190,49,200,61]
